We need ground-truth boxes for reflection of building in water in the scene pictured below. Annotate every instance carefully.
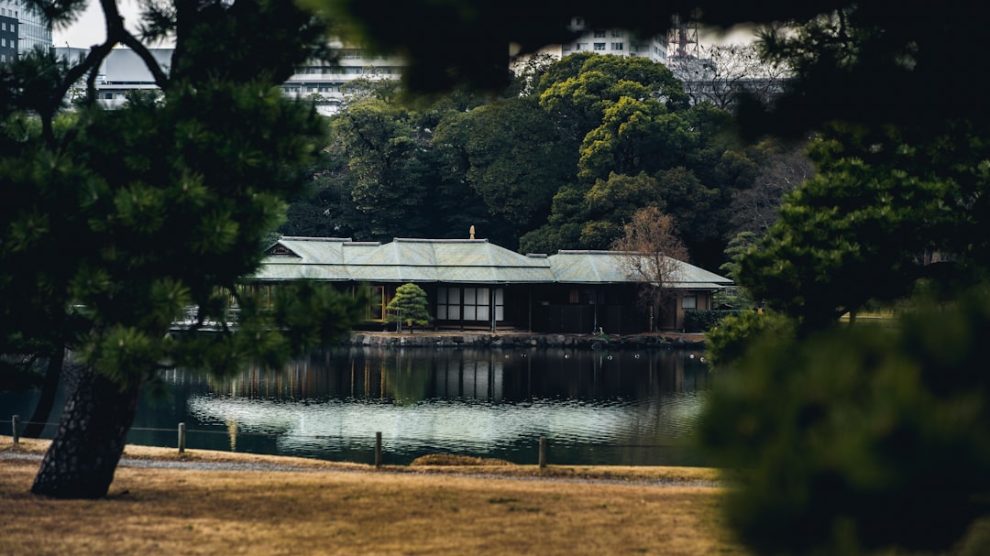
[162,348,710,456]
[170,348,709,404]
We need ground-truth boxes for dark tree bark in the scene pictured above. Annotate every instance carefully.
[31,366,141,499]
[23,345,65,438]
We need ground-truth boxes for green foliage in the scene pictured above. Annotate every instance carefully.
[738,124,990,328]
[434,97,573,231]
[719,231,758,283]
[682,310,739,333]
[329,99,434,238]
[295,52,760,266]
[386,283,431,329]
[1,0,364,390]
[704,311,793,368]
[700,290,990,553]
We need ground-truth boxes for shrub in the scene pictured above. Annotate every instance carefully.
[704,310,793,367]
[386,283,431,331]
[683,309,740,332]
[698,290,990,553]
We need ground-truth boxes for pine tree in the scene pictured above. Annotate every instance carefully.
[386,284,431,332]
[1,1,364,499]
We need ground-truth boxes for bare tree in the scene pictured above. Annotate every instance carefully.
[669,44,790,110]
[613,207,689,331]
[731,145,815,234]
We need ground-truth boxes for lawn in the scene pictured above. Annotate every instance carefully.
[0,439,740,555]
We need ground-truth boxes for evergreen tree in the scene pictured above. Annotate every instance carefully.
[1,0,363,499]
[386,284,430,332]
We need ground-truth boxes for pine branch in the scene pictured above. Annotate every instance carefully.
[46,0,169,147]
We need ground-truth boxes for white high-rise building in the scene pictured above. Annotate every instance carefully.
[561,17,667,62]
[0,0,52,55]
[56,43,402,115]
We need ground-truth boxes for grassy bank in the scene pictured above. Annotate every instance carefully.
[1,437,736,555]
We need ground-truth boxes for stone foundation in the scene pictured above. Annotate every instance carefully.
[347,332,705,350]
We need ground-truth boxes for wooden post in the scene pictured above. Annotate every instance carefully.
[12,415,20,446]
[488,288,505,334]
[538,436,547,469]
[178,422,186,454]
[374,431,383,469]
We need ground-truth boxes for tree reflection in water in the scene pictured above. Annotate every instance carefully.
[4,348,712,466]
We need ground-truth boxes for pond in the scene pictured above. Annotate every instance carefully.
[0,347,713,466]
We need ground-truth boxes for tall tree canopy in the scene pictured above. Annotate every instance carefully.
[288,53,763,263]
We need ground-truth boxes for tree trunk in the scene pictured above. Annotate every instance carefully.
[23,345,65,438]
[31,366,141,499]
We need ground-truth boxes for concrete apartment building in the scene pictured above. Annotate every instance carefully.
[56,40,402,115]
[560,17,668,62]
[0,8,16,63]
[0,0,51,56]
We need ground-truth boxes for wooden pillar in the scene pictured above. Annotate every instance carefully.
[593,287,599,334]
[528,286,533,332]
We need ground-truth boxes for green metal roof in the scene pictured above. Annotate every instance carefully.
[254,237,732,288]
[547,250,732,288]
[257,237,556,283]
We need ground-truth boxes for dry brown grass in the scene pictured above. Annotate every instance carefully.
[409,453,515,466]
[0,437,740,555]
[1,436,723,483]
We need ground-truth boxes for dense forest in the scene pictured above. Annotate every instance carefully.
[280,53,808,270]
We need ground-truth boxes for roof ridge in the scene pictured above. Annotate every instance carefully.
[281,236,352,242]
[393,238,489,243]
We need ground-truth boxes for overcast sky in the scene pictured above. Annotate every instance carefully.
[53,1,142,47]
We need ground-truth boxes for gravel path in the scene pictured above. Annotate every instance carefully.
[0,450,720,488]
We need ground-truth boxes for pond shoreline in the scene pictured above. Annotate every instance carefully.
[348,330,707,350]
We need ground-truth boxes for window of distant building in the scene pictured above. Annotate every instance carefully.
[611,30,622,37]
[594,43,606,51]
[575,43,586,50]
[612,42,624,50]
[593,30,605,38]
[682,295,697,309]
[437,287,504,322]
[573,17,585,26]
[437,287,461,321]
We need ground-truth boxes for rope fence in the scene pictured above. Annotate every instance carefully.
[5,414,681,467]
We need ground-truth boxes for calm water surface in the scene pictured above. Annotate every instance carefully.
[1,348,712,466]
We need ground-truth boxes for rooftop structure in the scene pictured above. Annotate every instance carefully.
[55,43,402,115]
[254,237,731,333]
[257,237,729,288]
[560,17,668,62]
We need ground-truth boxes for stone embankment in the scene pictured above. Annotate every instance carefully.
[348,331,706,350]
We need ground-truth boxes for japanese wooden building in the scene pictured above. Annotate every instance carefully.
[253,237,732,333]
